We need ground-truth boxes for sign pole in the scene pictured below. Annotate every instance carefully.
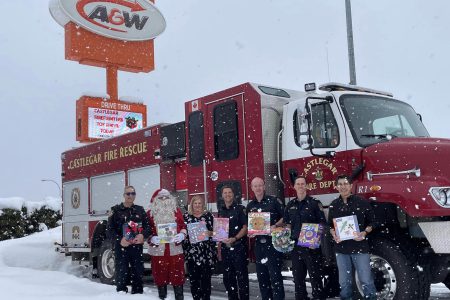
[106,66,118,101]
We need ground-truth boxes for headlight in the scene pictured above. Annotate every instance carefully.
[429,187,450,207]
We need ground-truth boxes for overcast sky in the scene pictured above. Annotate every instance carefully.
[1,0,449,200]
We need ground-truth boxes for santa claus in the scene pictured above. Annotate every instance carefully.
[147,189,187,300]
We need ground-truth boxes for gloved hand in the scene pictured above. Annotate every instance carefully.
[150,236,161,245]
[173,233,186,243]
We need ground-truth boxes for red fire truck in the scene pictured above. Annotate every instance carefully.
[61,82,450,299]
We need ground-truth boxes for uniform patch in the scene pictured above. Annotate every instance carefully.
[318,202,324,211]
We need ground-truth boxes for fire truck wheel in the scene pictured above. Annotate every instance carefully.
[97,241,115,285]
[353,237,430,300]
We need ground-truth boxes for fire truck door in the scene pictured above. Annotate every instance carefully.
[204,94,247,211]
[285,98,352,206]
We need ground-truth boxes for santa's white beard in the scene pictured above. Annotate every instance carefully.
[150,197,177,224]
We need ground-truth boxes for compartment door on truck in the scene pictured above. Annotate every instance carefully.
[204,95,248,211]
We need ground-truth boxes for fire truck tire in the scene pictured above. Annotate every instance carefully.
[97,241,115,285]
[443,274,450,290]
[353,237,430,300]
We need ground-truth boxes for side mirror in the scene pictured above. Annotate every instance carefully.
[297,105,311,150]
[300,136,310,150]
[288,168,298,185]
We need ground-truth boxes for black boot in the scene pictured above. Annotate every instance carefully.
[157,285,167,299]
[173,285,184,300]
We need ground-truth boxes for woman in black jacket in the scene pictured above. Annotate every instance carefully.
[183,195,216,300]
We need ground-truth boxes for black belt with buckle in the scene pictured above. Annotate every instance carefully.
[257,237,268,244]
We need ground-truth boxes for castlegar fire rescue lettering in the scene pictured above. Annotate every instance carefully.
[67,141,148,170]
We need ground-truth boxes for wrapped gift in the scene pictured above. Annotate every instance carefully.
[333,215,360,241]
[297,223,324,249]
[272,227,295,253]
[248,212,271,235]
[122,221,143,241]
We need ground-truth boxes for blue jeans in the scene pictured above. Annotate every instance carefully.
[335,253,376,299]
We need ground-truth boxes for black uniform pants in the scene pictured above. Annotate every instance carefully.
[221,243,249,300]
[114,244,144,293]
[254,241,285,300]
[291,245,325,300]
[187,260,213,300]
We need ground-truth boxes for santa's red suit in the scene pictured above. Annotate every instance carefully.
[147,189,187,288]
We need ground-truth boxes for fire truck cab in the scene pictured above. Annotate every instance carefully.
[61,82,450,299]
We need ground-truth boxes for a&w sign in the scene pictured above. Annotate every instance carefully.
[50,0,166,41]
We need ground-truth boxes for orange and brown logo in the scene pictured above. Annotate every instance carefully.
[50,0,166,41]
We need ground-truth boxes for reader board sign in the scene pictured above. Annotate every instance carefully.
[76,96,147,142]
[50,0,166,41]
[88,108,143,139]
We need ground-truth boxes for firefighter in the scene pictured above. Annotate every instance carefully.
[147,188,187,300]
[328,175,377,300]
[219,185,250,300]
[284,176,326,300]
[106,185,151,294]
[246,177,285,300]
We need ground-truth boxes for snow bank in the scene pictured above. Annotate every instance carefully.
[0,196,61,214]
[0,227,163,300]
[0,197,25,211]
[0,227,69,270]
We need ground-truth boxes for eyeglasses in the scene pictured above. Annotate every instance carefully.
[125,192,136,196]
[158,196,169,200]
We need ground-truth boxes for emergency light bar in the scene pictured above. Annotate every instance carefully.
[319,82,393,97]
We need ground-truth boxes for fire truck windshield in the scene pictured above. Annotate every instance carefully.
[339,94,429,147]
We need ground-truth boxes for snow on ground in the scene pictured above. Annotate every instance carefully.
[0,226,449,299]
[0,227,165,300]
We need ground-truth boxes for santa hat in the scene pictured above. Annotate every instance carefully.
[150,188,171,203]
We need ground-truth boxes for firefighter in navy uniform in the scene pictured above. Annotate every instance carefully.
[219,185,250,300]
[284,176,326,300]
[246,177,285,300]
[107,185,151,294]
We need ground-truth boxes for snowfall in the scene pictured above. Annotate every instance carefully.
[1,197,450,300]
